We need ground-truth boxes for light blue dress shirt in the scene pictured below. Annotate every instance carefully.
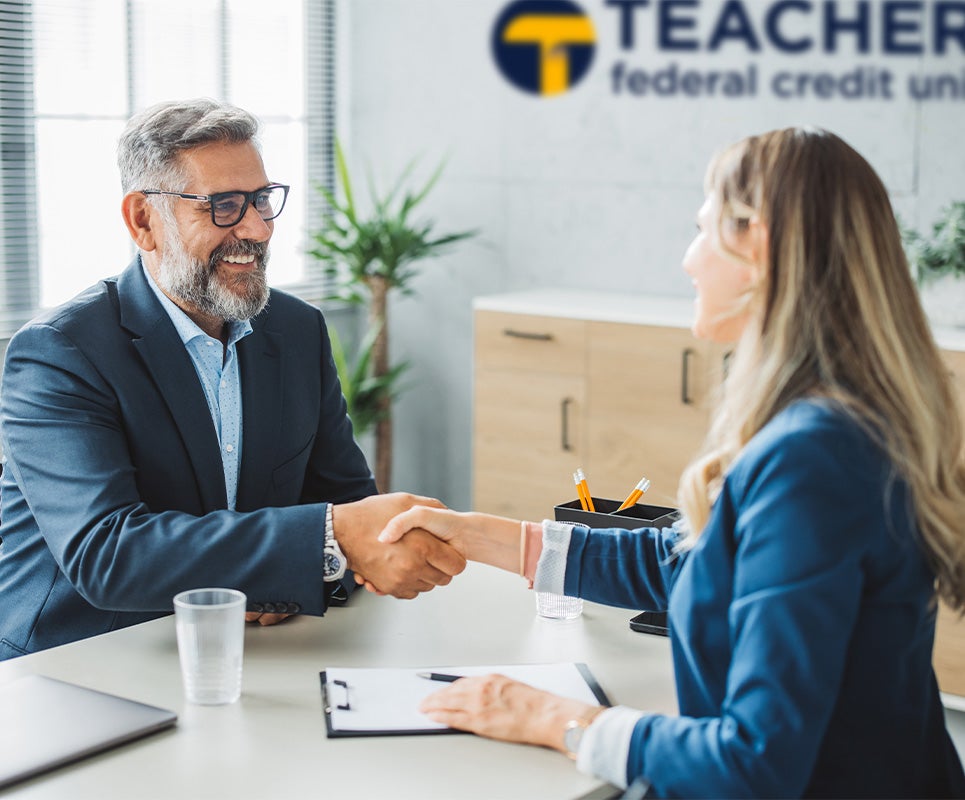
[142,264,252,510]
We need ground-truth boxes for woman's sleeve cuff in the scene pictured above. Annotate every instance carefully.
[532,520,575,594]
[576,706,647,791]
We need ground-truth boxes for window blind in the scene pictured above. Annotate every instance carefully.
[0,0,336,339]
[0,0,40,337]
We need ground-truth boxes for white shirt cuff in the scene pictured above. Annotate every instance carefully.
[532,520,574,594]
[576,705,647,790]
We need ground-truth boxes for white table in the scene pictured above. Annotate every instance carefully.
[0,563,677,799]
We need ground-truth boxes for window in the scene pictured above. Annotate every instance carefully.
[0,0,335,338]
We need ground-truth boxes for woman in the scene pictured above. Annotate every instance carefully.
[378,128,965,797]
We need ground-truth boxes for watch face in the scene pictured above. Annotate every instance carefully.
[563,721,586,759]
[323,551,344,578]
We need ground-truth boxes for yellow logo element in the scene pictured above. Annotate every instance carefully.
[502,14,596,95]
[492,1,597,97]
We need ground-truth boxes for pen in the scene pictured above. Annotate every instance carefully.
[615,477,651,513]
[576,468,596,512]
[417,672,463,683]
[573,471,589,511]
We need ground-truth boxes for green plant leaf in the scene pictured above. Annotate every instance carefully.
[400,158,447,219]
[327,326,354,410]
[334,139,357,225]
[309,142,478,458]
[377,157,419,216]
[902,201,965,286]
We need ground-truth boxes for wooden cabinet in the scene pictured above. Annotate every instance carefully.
[472,294,719,519]
[942,347,965,405]
[473,310,587,520]
[586,322,726,508]
[935,603,965,698]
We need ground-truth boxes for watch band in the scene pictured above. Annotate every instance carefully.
[323,503,346,582]
[325,502,335,543]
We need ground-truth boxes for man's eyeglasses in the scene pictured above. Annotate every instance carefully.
[141,183,290,228]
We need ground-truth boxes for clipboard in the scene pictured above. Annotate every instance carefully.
[320,662,610,739]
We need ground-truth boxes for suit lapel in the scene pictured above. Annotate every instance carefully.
[117,258,228,512]
[236,321,283,511]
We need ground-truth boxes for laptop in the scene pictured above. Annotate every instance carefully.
[0,674,177,789]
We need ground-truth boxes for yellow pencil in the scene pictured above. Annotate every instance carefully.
[615,477,651,512]
[573,471,589,511]
[576,468,596,512]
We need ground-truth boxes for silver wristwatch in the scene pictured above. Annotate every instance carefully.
[563,718,591,761]
[323,503,347,582]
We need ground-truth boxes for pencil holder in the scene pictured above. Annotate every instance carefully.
[554,498,680,529]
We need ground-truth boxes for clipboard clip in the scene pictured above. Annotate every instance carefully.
[323,678,351,712]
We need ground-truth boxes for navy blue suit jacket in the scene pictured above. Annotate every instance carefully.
[0,258,376,659]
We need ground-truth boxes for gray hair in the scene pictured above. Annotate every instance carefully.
[117,98,260,194]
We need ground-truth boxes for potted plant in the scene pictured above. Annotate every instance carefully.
[309,143,476,491]
[902,201,965,328]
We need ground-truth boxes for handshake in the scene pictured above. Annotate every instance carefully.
[248,492,521,625]
[333,492,469,600]
[337,493,523,598]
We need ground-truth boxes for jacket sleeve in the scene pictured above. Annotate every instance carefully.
[0,322,334,615]
[564,523,686,610]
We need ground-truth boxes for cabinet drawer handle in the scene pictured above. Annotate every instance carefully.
[681,348,695,405]
[722,350,733,379]
[502,329,554,341]
[561,397,574,451]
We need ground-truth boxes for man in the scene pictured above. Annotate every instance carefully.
[0,99,463,659]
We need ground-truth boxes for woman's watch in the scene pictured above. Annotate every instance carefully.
[323,503,347,582]
[562,718,592,761]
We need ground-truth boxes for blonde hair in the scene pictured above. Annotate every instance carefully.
[678,127,965,610]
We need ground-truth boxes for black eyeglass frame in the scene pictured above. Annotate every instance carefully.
[140,183,290,228]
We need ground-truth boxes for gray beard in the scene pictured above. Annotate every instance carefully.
[156,233,270,322]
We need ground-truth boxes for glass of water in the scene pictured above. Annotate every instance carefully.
[535,592,584,620]
[174,588,246,705]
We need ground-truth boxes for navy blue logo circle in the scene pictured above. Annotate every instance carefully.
[492,1,596,96]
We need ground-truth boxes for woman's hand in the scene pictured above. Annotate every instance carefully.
[419,674,604,753]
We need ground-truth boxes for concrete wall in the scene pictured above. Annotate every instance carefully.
[343,0,965,507]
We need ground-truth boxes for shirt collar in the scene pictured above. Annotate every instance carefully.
[141,260,253,347]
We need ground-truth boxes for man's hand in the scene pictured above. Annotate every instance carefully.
[245,611,291,626]
[334,493,465,599]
